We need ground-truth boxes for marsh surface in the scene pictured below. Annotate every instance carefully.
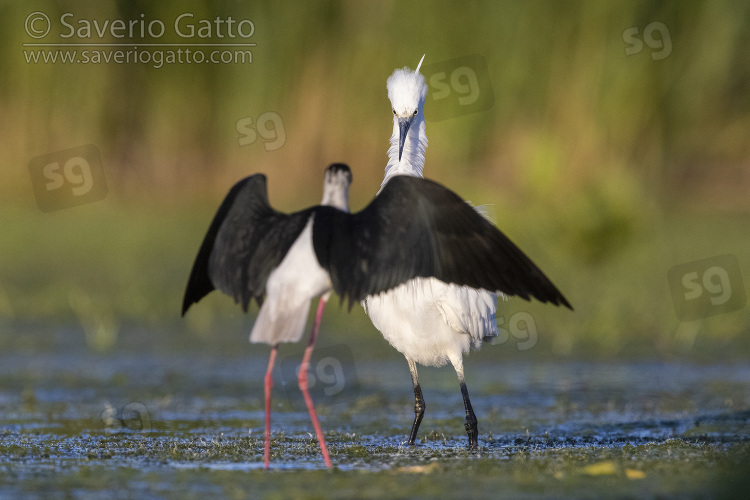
[1,326,749,498]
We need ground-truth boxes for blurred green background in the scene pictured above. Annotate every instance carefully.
[1,0,749,360]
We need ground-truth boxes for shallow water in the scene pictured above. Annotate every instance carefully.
[1,326,749,497]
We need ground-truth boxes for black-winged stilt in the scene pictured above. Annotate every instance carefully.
[183,162,570,467]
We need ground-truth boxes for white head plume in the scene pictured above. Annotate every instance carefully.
[381,55,429,190]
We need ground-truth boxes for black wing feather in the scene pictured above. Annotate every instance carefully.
[314,175,572,310]
[182,175,258,315]
[182,174,312,315]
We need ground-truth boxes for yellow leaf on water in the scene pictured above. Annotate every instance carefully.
[625,468,646,479]
[394,462,440,474]
[581,460,616,476]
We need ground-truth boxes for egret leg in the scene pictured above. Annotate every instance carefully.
[450,356,478,449]
[298,296,332,468]
[460,381,478,449]
[406,357,425,445]
[264,344,279,469]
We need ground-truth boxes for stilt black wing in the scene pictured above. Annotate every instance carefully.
[314,175,572,310]
[182,174,312,315]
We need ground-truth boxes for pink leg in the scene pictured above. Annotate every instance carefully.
[264,344,278,470]
[298,296,332,468]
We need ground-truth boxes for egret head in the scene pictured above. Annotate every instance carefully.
[321,163,353,211]
[387,55,427,161]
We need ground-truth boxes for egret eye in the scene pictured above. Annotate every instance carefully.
[413,109,418,116]
[392,109,396,115]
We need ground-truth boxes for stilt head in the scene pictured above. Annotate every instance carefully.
[387,56,428,161]
[321,163,353,212]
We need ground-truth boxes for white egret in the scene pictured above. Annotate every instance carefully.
[364,57,572,448]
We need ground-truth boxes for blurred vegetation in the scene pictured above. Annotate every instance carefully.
[1,1,749,359]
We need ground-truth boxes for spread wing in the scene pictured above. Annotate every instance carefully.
[182,174,313,315]
[313,175,572,310]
